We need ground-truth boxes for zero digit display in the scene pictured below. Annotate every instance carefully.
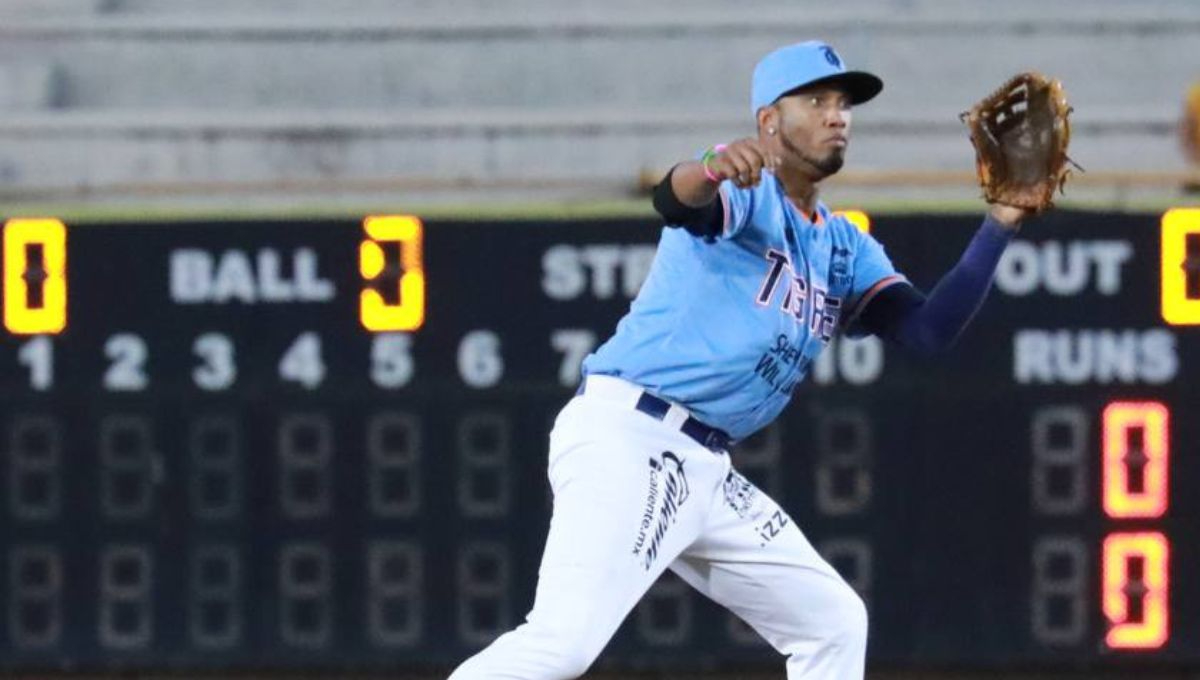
[1103,401,1170,519]
[3,218,67,335]
[1161,208,1200,325]
[360,215,425,332]
[1103,532,1170,649]
[0,209,1197,672]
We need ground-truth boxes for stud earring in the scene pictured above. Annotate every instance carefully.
[768,127,776,135]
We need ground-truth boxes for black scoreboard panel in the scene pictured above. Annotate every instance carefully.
[0,210,1198,672]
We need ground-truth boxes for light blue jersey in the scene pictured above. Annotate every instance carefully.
[582,172,905,440]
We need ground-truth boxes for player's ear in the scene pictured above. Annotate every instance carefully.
[757,106,778,138]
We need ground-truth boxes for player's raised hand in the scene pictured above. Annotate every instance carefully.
[704,138,777,189]
[987,202,1032,230]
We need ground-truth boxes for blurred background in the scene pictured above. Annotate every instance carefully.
[2,0,1200,213]
[2,1,1200,679]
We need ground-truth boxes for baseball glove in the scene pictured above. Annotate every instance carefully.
[961,71,1077,212]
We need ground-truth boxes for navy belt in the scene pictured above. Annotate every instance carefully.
[578,377,731,452]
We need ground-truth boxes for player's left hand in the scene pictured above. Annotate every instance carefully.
[988,203,1031,230]
[962,71,1076,213]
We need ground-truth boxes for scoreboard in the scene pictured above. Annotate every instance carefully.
[0,209,1198,672]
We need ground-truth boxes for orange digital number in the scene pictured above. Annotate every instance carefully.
[359,215,425,332]
[834,210,871,234]
[1103,532,1169,649]
[1161,207,1200,325]
[3,218,67,335]
[1102,402,1169,519]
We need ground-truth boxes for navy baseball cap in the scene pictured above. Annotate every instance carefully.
[751,41,883,115]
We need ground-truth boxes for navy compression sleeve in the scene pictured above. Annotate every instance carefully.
[863,215,1015,355]
[652,165,723,239]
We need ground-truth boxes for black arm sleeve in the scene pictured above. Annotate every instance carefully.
[652,165,723,239]
[857,215,1015,354]
[854,282,926,340]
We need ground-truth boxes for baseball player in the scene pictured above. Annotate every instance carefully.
[449,41,1030,680]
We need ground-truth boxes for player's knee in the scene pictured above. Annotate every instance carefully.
[446,620,599,680]
[518,631,598,678]
[549,622,605,677]
[825,583,869,649]
[555,648,597,679]
[773,579,868,654]
[527,620,604,678]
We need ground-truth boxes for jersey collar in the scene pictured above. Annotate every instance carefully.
[771,174,826,227]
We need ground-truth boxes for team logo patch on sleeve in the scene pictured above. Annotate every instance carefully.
[830,246,852,286]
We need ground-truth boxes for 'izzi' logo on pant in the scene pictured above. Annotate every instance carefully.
[631,451,689,570]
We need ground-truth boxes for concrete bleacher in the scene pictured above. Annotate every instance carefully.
[1,0,1198,205]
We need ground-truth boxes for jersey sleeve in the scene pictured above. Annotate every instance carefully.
[842,230,907,336]
[717,183,755,239]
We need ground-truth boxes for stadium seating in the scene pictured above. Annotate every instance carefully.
[1,0,1198,203]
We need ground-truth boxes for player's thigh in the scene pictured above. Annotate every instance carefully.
[671,470,866,651]
[528,397,722,644]
[541,396,713,568]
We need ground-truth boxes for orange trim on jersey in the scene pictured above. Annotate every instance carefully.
[846,274,906,323]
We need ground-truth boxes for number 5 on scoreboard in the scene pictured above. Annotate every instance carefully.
[359,215,425,332]
[3,218,67,335]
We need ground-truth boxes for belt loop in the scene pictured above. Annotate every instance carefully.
[704,430,721,450]
[580,376,730,453]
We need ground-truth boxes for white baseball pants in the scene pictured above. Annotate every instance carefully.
[448,376,866,680]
